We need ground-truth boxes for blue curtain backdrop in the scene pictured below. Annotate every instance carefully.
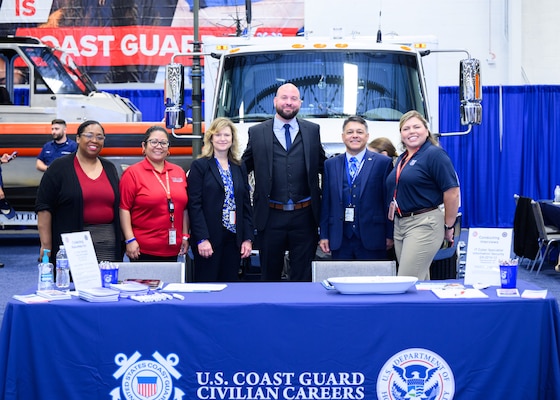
[439,85,560,228]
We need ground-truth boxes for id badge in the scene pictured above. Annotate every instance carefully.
[229,210,236,225]
[344,207,355,222]
[168,228,177,245]
[388,200,396,222]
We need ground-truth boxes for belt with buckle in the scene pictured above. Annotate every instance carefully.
[397,206,438,218]
[269,200,312,211]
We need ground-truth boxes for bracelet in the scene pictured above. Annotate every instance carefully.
[444,224,454,231]
[125,237,137,244]
[182,233,190,238]
[182,235,190,241]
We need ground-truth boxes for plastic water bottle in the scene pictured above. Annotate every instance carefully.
[38,249,54,291]
[55,245,70,290]
[554,185,560,203]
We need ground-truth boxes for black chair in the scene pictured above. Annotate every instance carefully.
[429,213,462,280]
[530,200,560,274]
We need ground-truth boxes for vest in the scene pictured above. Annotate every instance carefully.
[343,166,362,239]
[270,132,310,203]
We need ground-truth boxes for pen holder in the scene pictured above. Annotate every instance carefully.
[499,264,517,289]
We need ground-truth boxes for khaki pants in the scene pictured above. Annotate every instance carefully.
[394,208,444,280]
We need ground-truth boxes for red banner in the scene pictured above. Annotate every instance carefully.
[15,26,300,67]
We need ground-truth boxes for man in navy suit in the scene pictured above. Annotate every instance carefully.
[242,83,326,281]
[319,116,393,260]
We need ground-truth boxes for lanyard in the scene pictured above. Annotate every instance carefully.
[215,158,235,204]
[152,169,175,225]
[393,149,418,215]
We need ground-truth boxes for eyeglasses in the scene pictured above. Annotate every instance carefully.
[81,132,105,141]
[146,139,170,148]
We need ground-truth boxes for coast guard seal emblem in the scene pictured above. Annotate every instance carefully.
[111,351,185,400]
[376,348,455,400]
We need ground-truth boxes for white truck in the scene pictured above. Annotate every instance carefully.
[167,33,481,157]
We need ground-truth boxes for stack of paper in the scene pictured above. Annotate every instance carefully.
[124,279,163,290]
[36,290,72,300]
[109,282,150,297]
[79,287,120,302]
[13,294,50,303]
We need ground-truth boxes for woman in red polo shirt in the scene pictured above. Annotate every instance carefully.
[119,126,189,262]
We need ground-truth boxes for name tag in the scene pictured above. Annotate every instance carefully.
[388,200,396,222]
[168,228,177,245]
[345,207,355,222]
[229,210,236,225]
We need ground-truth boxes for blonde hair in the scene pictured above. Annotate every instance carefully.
[199,117,240,164]
[399,110,438,149]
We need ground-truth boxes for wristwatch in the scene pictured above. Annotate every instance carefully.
[444,224,454,231]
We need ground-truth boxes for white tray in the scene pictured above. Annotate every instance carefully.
[327,276,418,294]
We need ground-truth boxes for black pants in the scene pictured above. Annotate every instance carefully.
[258,206,317,282]
[193,228,240,283]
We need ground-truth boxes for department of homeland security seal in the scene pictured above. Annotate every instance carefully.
[111,351,185,400]
[377,348,455,400]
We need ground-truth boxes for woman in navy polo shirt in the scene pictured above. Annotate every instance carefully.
[386,111,460,280]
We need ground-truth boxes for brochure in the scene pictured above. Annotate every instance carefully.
[36,290,72,300]
[13,294,50,304]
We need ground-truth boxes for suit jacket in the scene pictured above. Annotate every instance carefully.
[242,118,326,231]
[187,157,254,248]
[320,150,393,251]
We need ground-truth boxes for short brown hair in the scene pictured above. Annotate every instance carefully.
[51,119,66,126]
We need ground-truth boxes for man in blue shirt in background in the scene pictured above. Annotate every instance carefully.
[36,119,77,172]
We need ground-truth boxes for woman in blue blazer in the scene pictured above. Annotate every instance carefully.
[187,118,254,282]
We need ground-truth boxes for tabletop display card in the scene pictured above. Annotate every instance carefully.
[61,231,102,292]
[463,228,513,287]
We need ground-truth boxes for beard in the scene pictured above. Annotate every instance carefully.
[276,106,299,120]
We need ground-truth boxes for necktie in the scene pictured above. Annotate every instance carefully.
[349,157,358,180]
[284,124,292,152]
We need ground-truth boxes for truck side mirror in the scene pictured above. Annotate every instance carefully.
[459,59,482,125]
[164,63,185,129]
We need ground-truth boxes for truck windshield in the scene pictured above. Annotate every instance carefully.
[22,46,95,95]
[216,50,426,122]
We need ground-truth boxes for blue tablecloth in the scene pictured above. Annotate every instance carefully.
[1,280,560,399]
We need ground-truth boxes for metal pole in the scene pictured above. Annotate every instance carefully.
[191,0,203,158]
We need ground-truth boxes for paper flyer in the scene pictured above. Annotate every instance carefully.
[61,231,101,291]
